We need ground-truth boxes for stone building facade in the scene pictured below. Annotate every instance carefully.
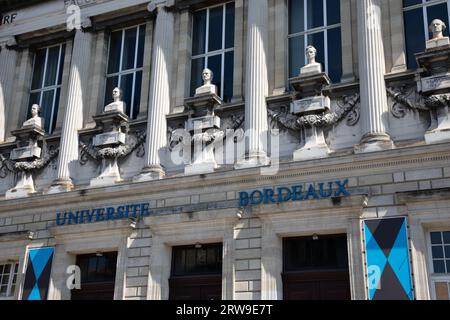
[0,0,450,300]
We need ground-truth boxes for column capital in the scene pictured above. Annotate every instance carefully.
[0,37,17,50]
[148,0,175,14]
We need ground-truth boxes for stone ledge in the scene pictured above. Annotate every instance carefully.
[396,187,450,205]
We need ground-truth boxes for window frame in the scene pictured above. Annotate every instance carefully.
[0,262,19,299]
[105,24,146,120]
[190,1,235,101]
[427,229,450,300]
[287,0,342,80]
[28,43,66,134]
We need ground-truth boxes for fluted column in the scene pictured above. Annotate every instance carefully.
[0,39,18,142]
[135,1,174,182]
[355,0,394,153]
[49,28,93,193]
[236,0,270,168]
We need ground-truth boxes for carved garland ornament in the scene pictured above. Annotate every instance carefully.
[0,146,59,178]
[268,94,360,132]
[80,130,146,165]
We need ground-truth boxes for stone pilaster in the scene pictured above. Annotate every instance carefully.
[236,0,270,169]
[135,1,174,182]
[0,39,18,142]
[355,0,394,153]
[49,27,93,193]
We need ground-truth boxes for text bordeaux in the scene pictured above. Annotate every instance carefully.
[239,179,350,207]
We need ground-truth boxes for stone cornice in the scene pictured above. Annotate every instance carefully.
[1,142,450,213]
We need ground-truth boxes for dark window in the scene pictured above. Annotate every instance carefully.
[284,235,349,272]
[288,0,342,83]
[71,252,118,301]
[191,3,235,102]
[431,231,450,274]
[172,244,222,277]
[29,44,66,133]
[105,25,146,119]
[403,0,450,69]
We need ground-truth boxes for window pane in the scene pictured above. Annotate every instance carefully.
[122,27,137,71]
[52,88,61,133]
[444,232,450,244]
[132,71,143,119]
[225,3,235,49]
[137,25,146,68]
[31,49,47,90]
[41,89,56,133]
[307,0,324,29]
[207,54,222,97]
[433,246,444,259]
[224,51,234,103]
[431,232,443,245]
[427,4,450,38]
[119,73,135,117]
[434,260,446,273]
[403,0,422,8]
[327,0,340,25]
[190,58,205,97]
[44,46,61,87]
[445,246,450,258]
[327,27,342,82]
[192,10,207,55]
[108,30,123,74]
[289,0,305,34]
[403,8,425,69]
[289,36,304,78]
[308,31,325,70]
[0,285,7,295]
[104,76,119,107]
[57,45,66,85]
[447,260,450,273]
[208,6,224,52]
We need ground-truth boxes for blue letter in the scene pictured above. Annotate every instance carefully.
[319,182,334,198]
[250,190,263,205]
[277,187,292,203]
[239,192,249,207]
[304,184,320,200]
[335,179,350,197]
[292,186,303,201]
[56,212,67,226]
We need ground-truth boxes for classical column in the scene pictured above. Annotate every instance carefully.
[49,26,93,193]
[135,1,174,182]
[355,0,394,153]
[236,0,270,168]
[0,39,18,142]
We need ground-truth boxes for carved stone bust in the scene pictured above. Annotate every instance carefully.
[104,87,126,113]
[195,68,217,96]
[23,104,43,128]
[300,45,322,75]
[427,19,450,49]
